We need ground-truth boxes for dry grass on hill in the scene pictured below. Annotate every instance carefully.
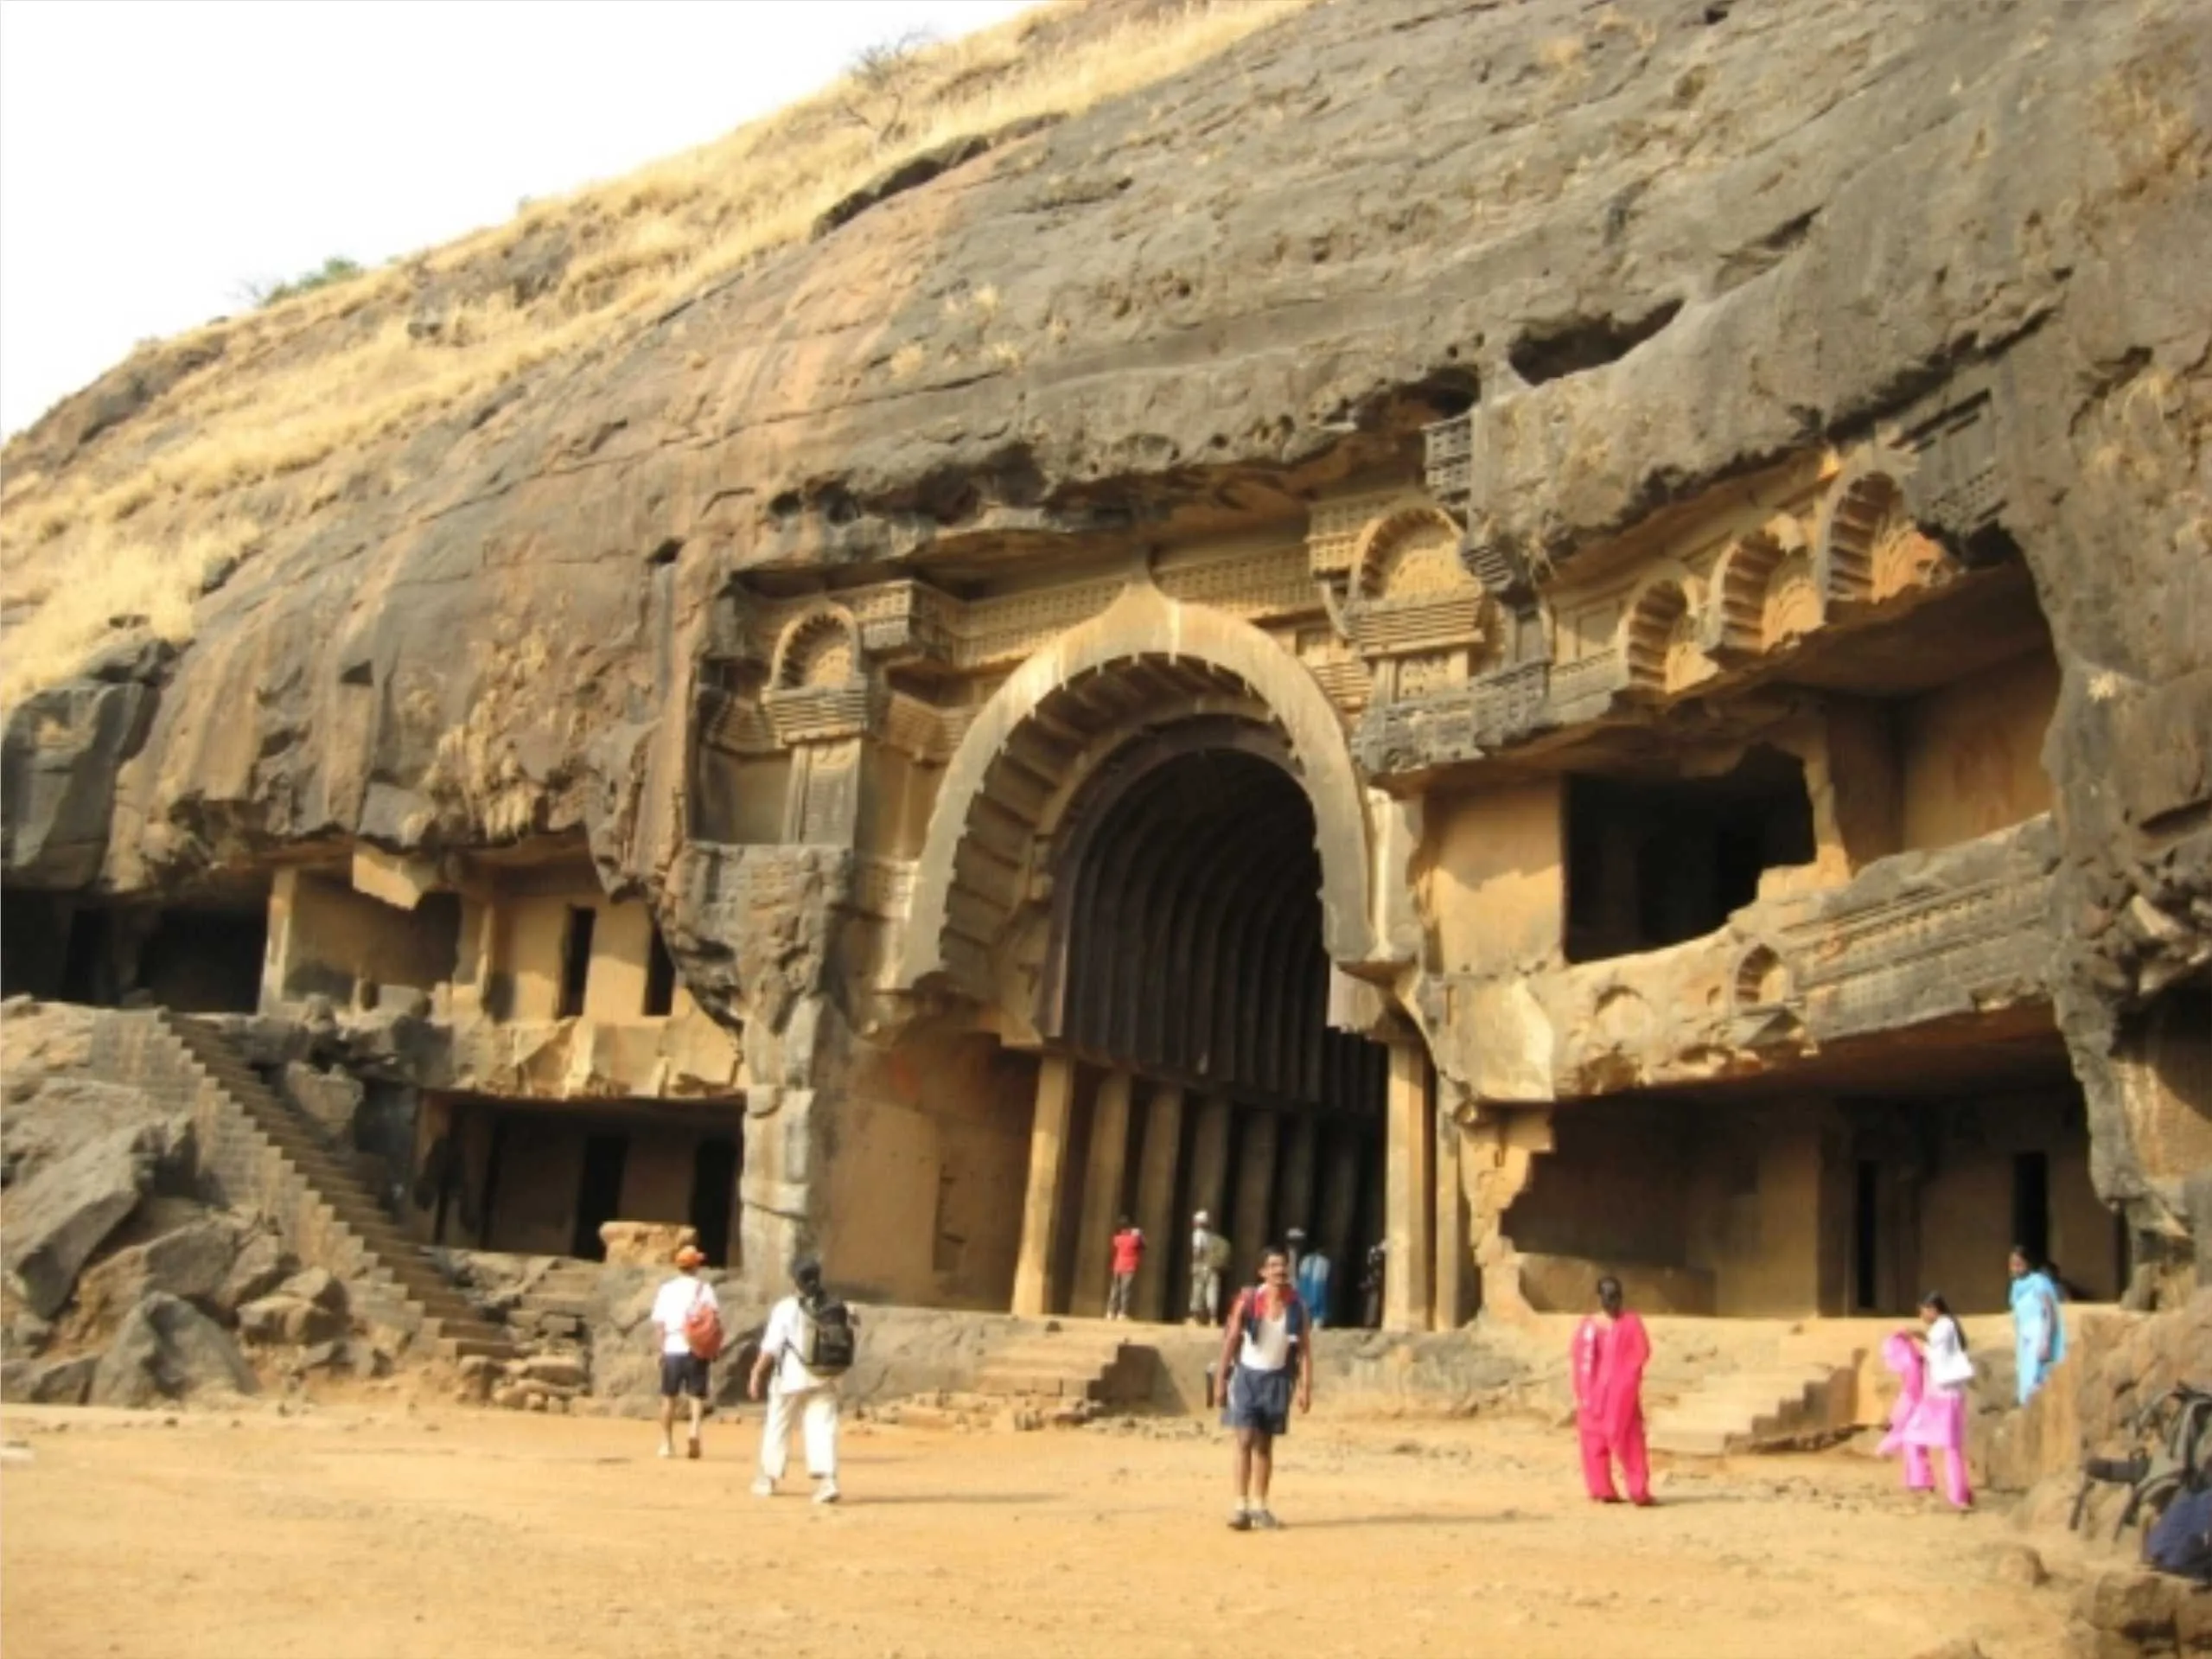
[0,0,1313,711]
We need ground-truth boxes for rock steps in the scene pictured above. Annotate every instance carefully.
[99,1010,514,1363]
[1647,1333,1865,1457]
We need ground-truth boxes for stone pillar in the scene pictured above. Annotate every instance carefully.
[1385,1043,1434,1331]
[1012,1052,1077,1317]
[1276,1114,1319,1239]
[1231,1107,1279,1287]
[1131,1084,1184,1322]
[260,867,303,1013]
[1187,1096,1233,1235]
[1070,1068,1134,1318]
[1466,1107,1555,1323]
[1316,1126,1362,1320]
[1434,1114,1468,1329]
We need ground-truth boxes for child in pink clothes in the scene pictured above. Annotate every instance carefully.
[1877,1295,1973,1510]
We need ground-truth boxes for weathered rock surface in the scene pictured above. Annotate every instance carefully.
[237,1292,342,1346]
[276,1267,347,1313]
[88,1292,257,1407]
[2,3,2208,1241]
[2,1126,159,1318]
[0,680,156,890]
[69,1213,241,1327]
[0,1353,99,1407]
[596,1221,696,1268]
[2068,1567,2212,1658]
[214,1230,293,1317]
[1981,1291,2212,1496]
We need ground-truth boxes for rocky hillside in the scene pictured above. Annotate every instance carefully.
[3,0,2209,1210]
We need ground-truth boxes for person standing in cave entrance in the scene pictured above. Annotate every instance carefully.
[2008,1247,2067,1406]
[1292,1232,1333,1327]
[1571,1275,1654,1506]
[1359,1239,1388,1329]
[1189,1209,1228,1325]
[1106,1216,1144,1321]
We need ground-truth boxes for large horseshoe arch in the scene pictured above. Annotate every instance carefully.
[892,581,1377,999]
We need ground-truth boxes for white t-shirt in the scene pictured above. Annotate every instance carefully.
[1926,1315,1974,1390]
[1239,1303,1291,1373]
[651,1274,717,1358]
[759,1294,836,1394]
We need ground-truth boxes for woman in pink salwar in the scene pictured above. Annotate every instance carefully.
[1571,1275,1654,1506]
[1878,1292,1973,1511]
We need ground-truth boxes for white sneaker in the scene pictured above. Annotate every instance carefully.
[812,1479,841,1505]
[750,1476,775,1497]
[658,1445,673,1459]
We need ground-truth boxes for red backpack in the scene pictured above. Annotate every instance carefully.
[683,1283,724,1361]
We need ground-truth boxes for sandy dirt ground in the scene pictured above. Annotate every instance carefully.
[3,1396,2079,1659]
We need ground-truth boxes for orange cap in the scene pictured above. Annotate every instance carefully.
[674,1245,707,1268]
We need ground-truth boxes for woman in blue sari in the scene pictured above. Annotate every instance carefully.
[2008,1247,2066,1405]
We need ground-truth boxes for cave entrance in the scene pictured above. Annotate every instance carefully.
[1500,1012,2123,1318]
[1010,719,1388,1325]
[414,1094,745,1267]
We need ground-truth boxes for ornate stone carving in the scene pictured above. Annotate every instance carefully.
[1705,517,1811,662]
[771,605,864,691]
[1784,828,2056,1042]
[1616,571,1713,698]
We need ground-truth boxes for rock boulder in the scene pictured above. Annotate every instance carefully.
[88,1292,257,1407]
[214,1230,292,1317]
[236,1293,343,1346]
[2,1126,158,1318]
[70,1214,241,1328]
[596,1222,696,1268]
[0,1354,99,1406]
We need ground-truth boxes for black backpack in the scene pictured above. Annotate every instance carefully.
[796,1294,856,1376]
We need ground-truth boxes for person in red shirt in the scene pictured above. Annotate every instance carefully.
[1106,1216,1144,1320]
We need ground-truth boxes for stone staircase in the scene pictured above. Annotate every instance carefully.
[969,1320,1151,1405]
[499,1260,602,1345]
[102,1009,514,1362]
[1646,1327,1867,1457]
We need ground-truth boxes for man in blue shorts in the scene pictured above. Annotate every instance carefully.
[1210,1245,1314,1530]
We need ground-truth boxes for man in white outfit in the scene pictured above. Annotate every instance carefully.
[749,1257,845,1504]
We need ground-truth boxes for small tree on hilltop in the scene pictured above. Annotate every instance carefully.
[838,28,934,147]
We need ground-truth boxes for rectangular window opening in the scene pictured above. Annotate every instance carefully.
[557,905,596,1019]
[1564,745,1815,964]
[644,927,677,1018]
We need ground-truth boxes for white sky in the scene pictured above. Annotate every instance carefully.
[0,0,1034,439]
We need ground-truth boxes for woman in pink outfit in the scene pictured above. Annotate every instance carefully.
[1571,1275,1654,1506]
[1878,1292,1973,1510]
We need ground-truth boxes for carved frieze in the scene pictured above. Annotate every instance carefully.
[1788,868,2052,1042]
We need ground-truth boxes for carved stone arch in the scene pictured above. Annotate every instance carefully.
[894,582,1375,996]
[1814,451,1915,615]
[1732,942,1792,1012]
[1705,516,1809,662]
[771,604,863,690]
[1352,504,1466,601]
[1615,565,1710,696]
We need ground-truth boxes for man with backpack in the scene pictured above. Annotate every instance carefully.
[1189,1209,1229,1325]
[1211,1245,1314,1530]
[649,1243,721,1460]
[749,1256,854,1504]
